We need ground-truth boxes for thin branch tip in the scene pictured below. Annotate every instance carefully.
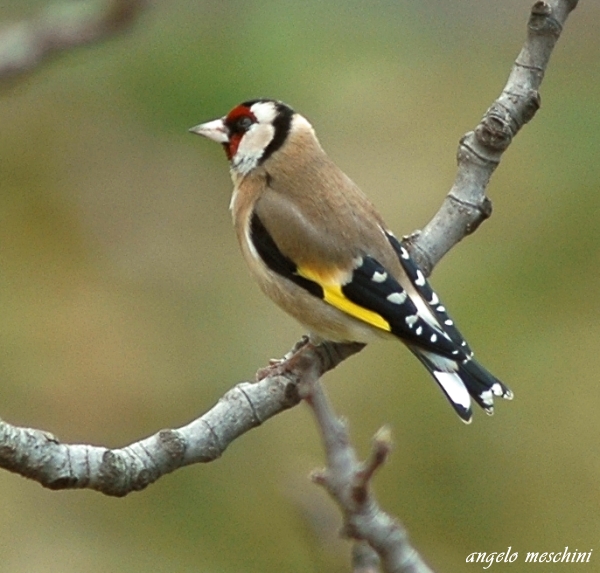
[310,468,329,485]
[373,426,393,453]
[0,0,148,80]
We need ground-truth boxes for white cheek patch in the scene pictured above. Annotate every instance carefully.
[238,123,275,158]
[232,121,275,175]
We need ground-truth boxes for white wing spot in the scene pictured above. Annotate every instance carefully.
[387,291,407,304]
[405,314,419,328]
[491,382,505,397]
[480,389,494,406]
[444,319,454,326]
[415,270,426,286]
[430,333,438,343]
[452,350,460,356]
[400,247,410,260]
[429,293,439,305]
[461,341,467,347]
[437,305,446,313]
[372,271,388,283]
[416,326,423,336]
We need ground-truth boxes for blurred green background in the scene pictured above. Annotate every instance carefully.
[1,1,599,571]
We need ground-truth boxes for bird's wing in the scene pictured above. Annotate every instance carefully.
[249,209,465,359]
[383,231,474,356]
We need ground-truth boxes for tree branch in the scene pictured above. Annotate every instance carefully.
[406,0,579,275]
[0,0,147,80]
[0,341,364,496]
[302,372,435,573]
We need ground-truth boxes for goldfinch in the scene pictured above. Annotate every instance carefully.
[190,99,513,423]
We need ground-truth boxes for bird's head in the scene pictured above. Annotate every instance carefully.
[190,99,299,177]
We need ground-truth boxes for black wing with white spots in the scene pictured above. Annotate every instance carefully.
[341,256,465,359]
[384,230,514,418]
[385,231,473,356]
[250,210,512,421]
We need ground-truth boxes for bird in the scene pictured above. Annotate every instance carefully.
[189,98,513,423]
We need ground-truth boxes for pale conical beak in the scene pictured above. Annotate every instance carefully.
[188,118,229,143]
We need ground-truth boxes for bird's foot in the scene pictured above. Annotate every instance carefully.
[255,336,313,381]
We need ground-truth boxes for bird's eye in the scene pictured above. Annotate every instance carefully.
[235,116,254,132]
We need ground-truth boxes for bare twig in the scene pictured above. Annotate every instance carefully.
[406,0,579,275]
[302,373,435,573]
[0,0,147,80]
[0,342,364,496]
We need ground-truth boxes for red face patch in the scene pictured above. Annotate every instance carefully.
[223,105,257,160]
[225,133,242,160]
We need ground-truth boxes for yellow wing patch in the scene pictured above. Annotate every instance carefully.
[297,265,391,333]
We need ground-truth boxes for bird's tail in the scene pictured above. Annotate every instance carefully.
[410,347,513,424]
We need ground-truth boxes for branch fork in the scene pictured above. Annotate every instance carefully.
[302,374,434,573]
